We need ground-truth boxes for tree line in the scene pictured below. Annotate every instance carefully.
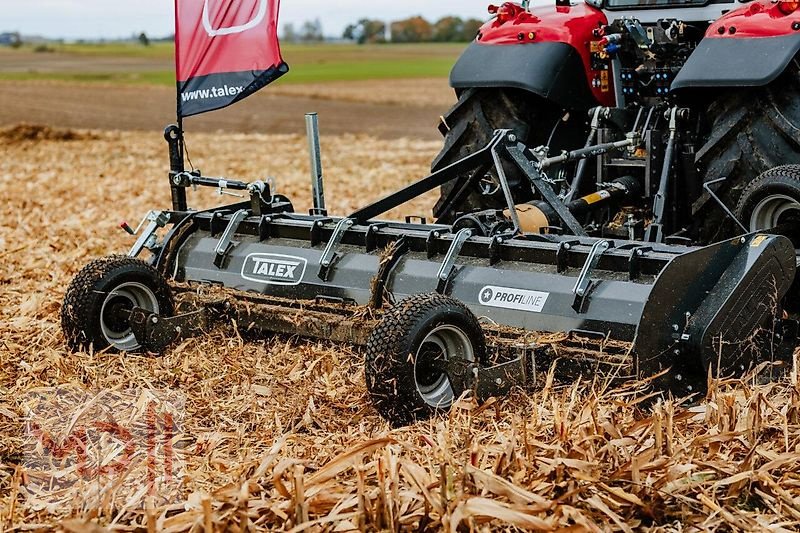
[282,16,485,44]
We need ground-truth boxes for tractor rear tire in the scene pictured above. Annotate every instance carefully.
[61,256,174,353]
[365,294,487,427]
[431,88,570,222]
[697,65,800,242]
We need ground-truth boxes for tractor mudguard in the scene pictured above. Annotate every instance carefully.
[450,42,599,110]
[672,33,800,90]
[672,2,800,91]
[449,2,613,109]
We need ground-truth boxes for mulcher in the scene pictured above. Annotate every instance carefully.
[62,0,800,425]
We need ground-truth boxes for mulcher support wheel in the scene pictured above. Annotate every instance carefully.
[365,294,487,427]
[736,165,800,246]
[61,256,174,353]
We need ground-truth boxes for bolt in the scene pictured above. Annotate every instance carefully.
[687,385,693,392]
[672,324,680,332]
[740,237,747,244]
[676,374,683,382]
[322,260,330,267]
[508,134,517,143]
[434,232,440,238]
[564,243,571,250]
[497,238,504,244]
[636,249,643,256]
[265,217,272,223]
[151,316,159,324]
[495,378,503,386]
[793,21,800,31]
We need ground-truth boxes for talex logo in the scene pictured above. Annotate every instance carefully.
[241,254,307,286]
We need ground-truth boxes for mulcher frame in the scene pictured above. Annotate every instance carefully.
[126,122,797,400]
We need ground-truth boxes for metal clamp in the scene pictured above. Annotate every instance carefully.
[213,209,249,268]
[128,210,170,258]
[436,228,473,294]
[318,218,354,280]
[572,239,612,312]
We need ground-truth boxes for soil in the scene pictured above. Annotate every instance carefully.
[0,80,451,140]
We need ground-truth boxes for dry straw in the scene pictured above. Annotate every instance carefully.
[1,126,799,531]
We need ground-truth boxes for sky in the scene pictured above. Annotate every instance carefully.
[1,0,490,40]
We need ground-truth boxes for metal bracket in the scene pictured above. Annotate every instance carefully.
[436,228,473,294]
[318,218,355,281]
[129,306,213,354]
[506,144,589,237]
[556,239,581,273]
[491,131,523,236]
[425,228,449,259]
[365,223,388,253]
[572,239,612,312]
[213,209,249,268]
[628,245,652,280]
[128,211,171,258]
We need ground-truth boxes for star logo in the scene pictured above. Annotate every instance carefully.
[480,288,494,304]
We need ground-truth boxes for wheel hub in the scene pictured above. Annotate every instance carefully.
[100,282,160,352]
[749,194,800,233]
[414,325,475,409]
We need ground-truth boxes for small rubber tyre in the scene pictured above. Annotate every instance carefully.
[735,165,800,246]
[365,294,487,427]
[61,256,174,353]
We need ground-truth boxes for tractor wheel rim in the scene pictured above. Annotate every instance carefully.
[414,325,474,409]
[99,282,159,351]
[749,194,800,232]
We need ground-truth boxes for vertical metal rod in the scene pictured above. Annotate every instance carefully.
[305,113,326,213]
[165,124,187,212]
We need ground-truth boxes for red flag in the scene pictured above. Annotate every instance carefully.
[175,0,288,118]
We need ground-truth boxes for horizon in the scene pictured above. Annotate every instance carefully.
[2,1,491,41]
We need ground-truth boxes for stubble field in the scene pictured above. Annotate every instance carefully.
[1,124,800,531]
[1,41,800,532]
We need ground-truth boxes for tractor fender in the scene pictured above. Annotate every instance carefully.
[672,1,800,91]
[450,42,599,110]
[449,2,613,110]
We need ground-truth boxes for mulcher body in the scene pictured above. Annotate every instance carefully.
[61,0,800,426]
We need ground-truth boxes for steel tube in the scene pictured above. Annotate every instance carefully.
[305,113,326,212]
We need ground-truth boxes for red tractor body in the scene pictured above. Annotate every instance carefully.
[464,0,800,110]
[478,2,614,106]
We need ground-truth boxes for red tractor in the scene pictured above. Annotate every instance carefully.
[434,0,800,252]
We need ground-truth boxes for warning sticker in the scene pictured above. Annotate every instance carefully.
[479,286,550,313]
